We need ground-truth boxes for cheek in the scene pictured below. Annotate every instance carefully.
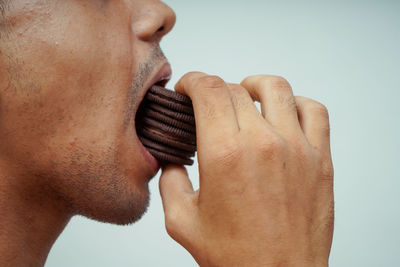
[0,15,137,173]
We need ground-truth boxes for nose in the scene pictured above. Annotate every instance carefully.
[133,1,176,42]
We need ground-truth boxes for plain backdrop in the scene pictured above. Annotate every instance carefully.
[46,0,400,266]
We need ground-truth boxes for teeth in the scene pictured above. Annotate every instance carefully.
[159,74,172,81]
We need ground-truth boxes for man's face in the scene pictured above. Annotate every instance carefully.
[0,0,175,224]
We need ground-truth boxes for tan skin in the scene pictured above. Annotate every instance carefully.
[0,0,333,266]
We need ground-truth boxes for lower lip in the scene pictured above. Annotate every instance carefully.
[138,137,160,175]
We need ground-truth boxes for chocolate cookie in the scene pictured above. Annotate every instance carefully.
[136,85,196,166]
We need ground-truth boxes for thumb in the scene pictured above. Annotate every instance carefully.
[159,165,195,214]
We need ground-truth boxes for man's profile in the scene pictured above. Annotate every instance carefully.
[0,1,334,266]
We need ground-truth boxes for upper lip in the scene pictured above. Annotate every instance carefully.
[133,61,172,118]
[153,62,172,88]
[142,62,172,99]
[133,62,172,173]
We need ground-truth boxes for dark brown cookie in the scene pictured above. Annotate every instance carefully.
[147,147,194,166]
[143,108,196,133]
[139,136,194,158]
[139,127,196,152]
[136,86,197,166]
[149,86,192,106]
[146,102,195,125]
[141,117,196,144]
[146,93,194,115]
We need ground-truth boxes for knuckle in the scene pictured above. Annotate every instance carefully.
[229,84,244,95]
[279,94,297,111]
[242,75,292,91]
[308,100,330,119]
[196,75,226,89]
[321,123,331,139]
[209,137,244,167]
[184,71,203,77]
[229,85,248,110]
[271,75,291,89]
[164,209,181,238]
[260,76,295,109]
[308,101,331,138]
[264,75,292,92]
[255,132,287,161]
[180,71,203,82]
[240,75,256,85]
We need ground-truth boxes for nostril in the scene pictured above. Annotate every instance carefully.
[157,26,165,33]
[133,2,175,41]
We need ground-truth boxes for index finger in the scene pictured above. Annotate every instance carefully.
[174,72,239,146]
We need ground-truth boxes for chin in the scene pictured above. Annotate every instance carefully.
[85,198,150,226]
[42,143,153,225]
[73,181,151,226]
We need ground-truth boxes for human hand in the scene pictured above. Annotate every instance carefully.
[159,72,334,267]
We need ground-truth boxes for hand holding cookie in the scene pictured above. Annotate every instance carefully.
[159,72,334,267]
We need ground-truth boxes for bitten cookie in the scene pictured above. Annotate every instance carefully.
[136,85,196,165]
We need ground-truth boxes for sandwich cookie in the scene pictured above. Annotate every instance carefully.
[136,85,196,166]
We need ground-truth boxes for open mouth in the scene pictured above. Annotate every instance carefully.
[133,62,172,123]
[135,77,168,132]
[154,78,169,88]
[135,76,170,123]
[133,79,170,173]
[135,81,197,166]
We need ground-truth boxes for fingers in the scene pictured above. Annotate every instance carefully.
[175,72,239,145]
[226,83,266,130]
[159,165,194,216]
[159,165,197,246]
[295,96,331,155]
[240,75,302,136]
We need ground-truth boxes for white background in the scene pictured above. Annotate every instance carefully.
[47,0,400,266]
